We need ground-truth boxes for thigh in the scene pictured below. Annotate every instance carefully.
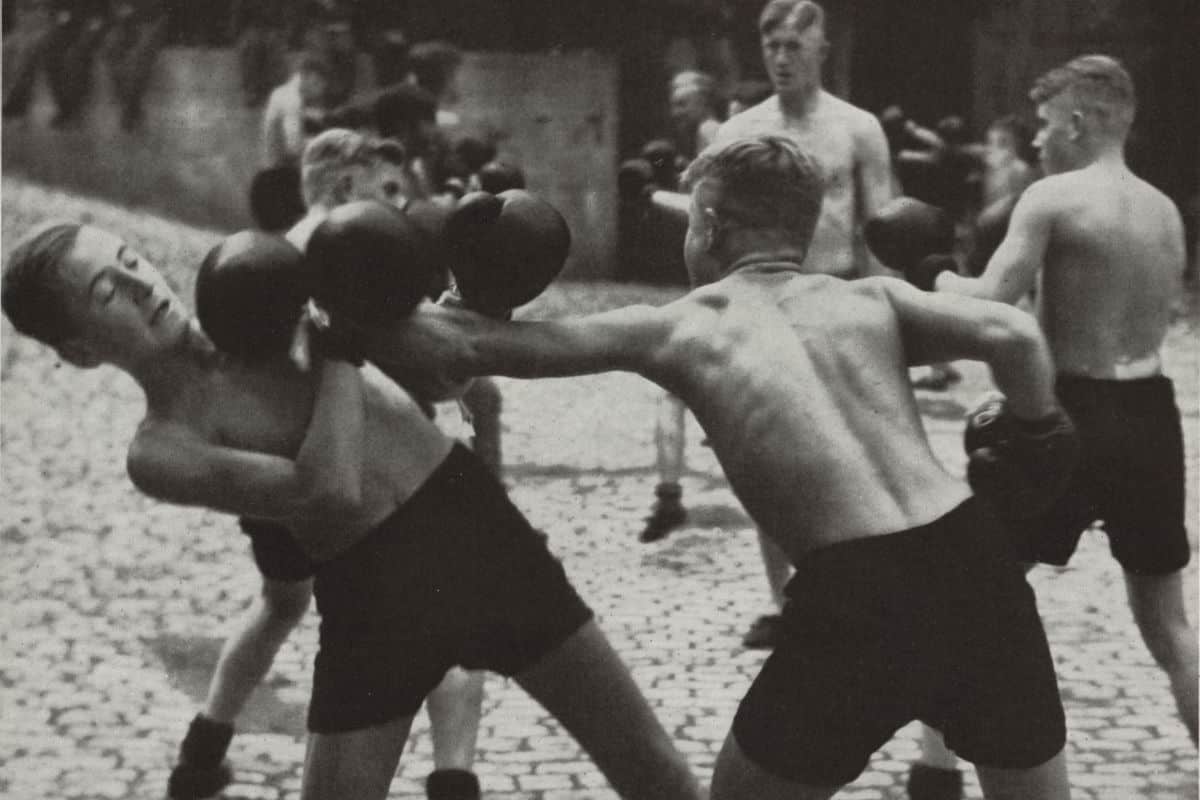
[939,577,1066,771]
[974,747,1070,800]
[732,631,914,787]
[712,730,839,800]
[302,714,415,800]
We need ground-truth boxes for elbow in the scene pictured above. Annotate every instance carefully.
[295,471,362,522]
[980,303,1042,363]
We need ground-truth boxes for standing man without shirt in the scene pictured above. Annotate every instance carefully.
[370,133,1075,800]
[913,55,1197,791]
[713,0,895,647]
[166,128,488,800]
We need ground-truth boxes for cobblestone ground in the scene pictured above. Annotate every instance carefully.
[2,179,1198,799]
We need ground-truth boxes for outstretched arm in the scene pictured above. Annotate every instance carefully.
[365,300,674,384]
[935,181,1054,303]
[873,277,1058,419]
[127,359,365,523]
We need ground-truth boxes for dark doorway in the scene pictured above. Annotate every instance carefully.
[849,2,973,128]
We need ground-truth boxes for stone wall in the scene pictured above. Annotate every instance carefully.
[1,47,619,279]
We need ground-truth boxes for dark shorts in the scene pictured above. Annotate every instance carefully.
[1013,375,1190,575]
[733,498,1065,786]
[307,444,594,734]
[239,517,316,583]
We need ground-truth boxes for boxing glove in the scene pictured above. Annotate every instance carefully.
[195,231,315,362]
[307,200,442,326]
[864,197,956,286]
[963,395,1080,520]
[444,189,571,317]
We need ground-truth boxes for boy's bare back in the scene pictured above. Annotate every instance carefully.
[655,268,967,558]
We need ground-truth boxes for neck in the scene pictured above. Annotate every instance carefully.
[1089,144,1127,169]
[130,322,217,414]
[727,249,807,273]
[776,83,821,117]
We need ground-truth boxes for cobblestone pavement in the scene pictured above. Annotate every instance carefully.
[2,179,1198,799]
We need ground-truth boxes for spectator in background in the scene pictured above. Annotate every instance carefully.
[669,70,723,160]
[261,50,332,167]
[101,0,166,130]
[3,0,58,120]
[965,114,1037,276]
[230,0,291,107]
[726,79,772,118]
[300,2,358,109]
[408,40,464,129]
[3,0,110,127]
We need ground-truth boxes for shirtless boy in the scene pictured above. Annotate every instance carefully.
[1,221,702,800]
[167,128,487,800]
[933,54,1198,744]
[710,0,894,642]
[368,134,1076,799]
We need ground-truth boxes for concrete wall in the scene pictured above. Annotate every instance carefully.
[2,47,620,279]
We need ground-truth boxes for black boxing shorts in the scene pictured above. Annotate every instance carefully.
[1012,375,1190,575]
[733,497,1065,786]
[306,443,593,733]
[239,517,317,583]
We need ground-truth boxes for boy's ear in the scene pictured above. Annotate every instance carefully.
[703,207,725,252]
[1069,110,1086,141]
[332,173,355,206]
[56,339,102,369]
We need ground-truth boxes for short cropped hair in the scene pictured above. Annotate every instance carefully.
[300,128,375,207]
[2,221,82,347]
[684,135,824,249]
[1030,54,1136,135]
[759,0,825,37]
[408,41,463,99]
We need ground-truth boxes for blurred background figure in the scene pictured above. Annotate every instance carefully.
[230,0,290,108]
[101,0,167,130]
[726,78,772,118]
[3,0,110,127]
[668,69,723,160]
[261,50,332,168]
[966,114,1037,276]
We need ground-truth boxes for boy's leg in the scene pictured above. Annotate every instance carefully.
[203,577,314,722]
[169,577,312,799]
[641,392,688,542]
[426,668,485,800]
[514,620,702,800]
[710,730,838,800]
[908,725,964,800]
[973,748,1070,800]
[1125,569,1199,742]
[741,532,791,649]
[302,714,415,800]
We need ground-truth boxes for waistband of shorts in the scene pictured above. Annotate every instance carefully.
[790,497,989,577]
[316,442,479,572]
[1056,372,1173,398]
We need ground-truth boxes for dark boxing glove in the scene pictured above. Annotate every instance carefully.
[307,199,442,326]
[963,395,1080,520]
[195,231,315,362]
[864,197,956,287]
[445,189,571,317]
